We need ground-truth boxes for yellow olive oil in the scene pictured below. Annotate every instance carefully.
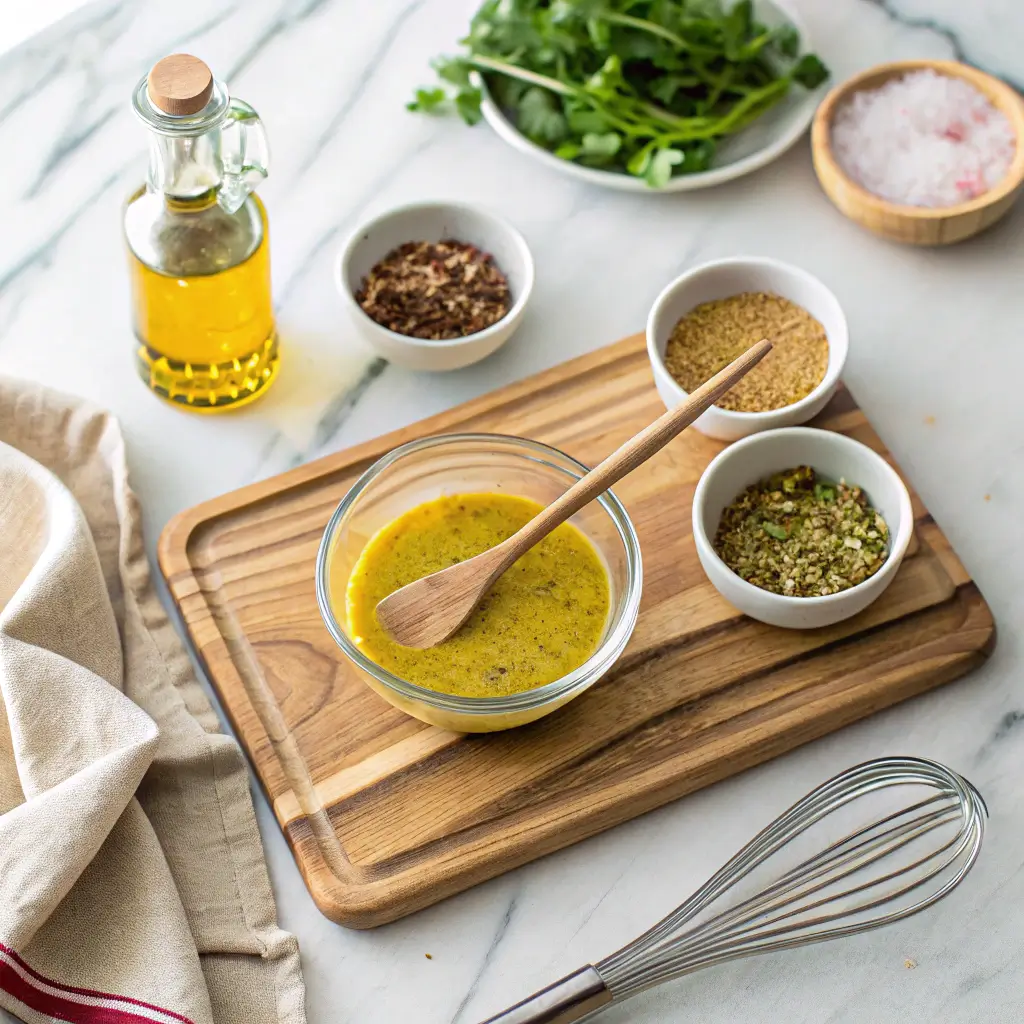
[126,189,277,411]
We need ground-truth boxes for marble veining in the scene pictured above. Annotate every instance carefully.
[2,1,1024,1021]
[449,896,519,1024]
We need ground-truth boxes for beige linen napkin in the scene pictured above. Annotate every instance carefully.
[0,379,306,1024]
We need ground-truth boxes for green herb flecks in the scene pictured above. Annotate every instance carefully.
[408,0,830,186]
[714,465,890,598]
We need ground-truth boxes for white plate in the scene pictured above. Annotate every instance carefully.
[476,0,824,193]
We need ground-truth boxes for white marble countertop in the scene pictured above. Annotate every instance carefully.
[2,1,1023,1021]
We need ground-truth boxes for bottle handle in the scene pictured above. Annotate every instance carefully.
[218,98,270,214]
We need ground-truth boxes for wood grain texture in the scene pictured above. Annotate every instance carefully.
[811,59,1024,245]
[377,339,771,649]
[158,333,995,928]
[147,53,213,116]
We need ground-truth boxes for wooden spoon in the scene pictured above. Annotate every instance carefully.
[376,339,772,649]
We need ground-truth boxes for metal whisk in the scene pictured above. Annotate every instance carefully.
[480,756,986,1024]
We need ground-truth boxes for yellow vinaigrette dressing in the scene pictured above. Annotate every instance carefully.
[341,494,610,698]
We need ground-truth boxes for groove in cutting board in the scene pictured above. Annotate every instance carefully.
[158,332,994,928]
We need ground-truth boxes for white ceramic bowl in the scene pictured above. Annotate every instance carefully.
[336,201,534,371]
[647,256,848,441]
[476,0,824,193]
[692,427,914,630]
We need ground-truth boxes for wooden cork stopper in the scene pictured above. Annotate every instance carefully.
[147,54,214,116]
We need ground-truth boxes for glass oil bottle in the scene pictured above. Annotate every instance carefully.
[124,54,278,411]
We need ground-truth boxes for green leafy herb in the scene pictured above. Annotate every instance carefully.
[454,88,483,125]
[626,146,652,176]
[773,23,801,59]
[581,130,622,161]
[762,521,789,541]
[722,0,754,60]
[568,108,611,133]
[646,146,684,187]
[406,87,447,113]
[409,0,830,186]
[517,86,568,143]
[793,53,830,89]
[434,57,473,88]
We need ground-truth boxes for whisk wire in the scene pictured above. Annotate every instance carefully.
[610,771,952,968]
[597,786,940,975]
[596,757,985,1002]
[646,824,969,982]
[480,758,986,1023]
[645,804,960,966]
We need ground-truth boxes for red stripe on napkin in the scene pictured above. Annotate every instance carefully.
[0,942,195,1024]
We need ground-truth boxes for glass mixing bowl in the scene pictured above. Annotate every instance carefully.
[316,433,643,733]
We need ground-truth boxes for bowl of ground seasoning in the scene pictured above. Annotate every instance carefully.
[647,257,848,440]
[337,201,534,371]
[692,427,913,629]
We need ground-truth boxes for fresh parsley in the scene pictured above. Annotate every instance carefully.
[409,0,830,186]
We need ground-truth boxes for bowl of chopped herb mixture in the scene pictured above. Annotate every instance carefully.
[692,427,913,629]
[647,256,848,440]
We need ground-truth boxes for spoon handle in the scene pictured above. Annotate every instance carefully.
[491,339,772,573]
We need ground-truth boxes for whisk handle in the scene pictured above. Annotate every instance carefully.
[477,966,611,1024]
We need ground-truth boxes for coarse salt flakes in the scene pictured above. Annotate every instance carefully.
[831,69,1016,208]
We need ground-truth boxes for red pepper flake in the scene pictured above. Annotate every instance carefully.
[355,239,511,340]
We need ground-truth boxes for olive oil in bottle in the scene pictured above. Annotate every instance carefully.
[124,54,278,411]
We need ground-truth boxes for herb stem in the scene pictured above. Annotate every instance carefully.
[468,55,575,97]
[637,100,717,130]
[601,11,720,58]
[712,78,790,134]
[704,66,734,111]
[601,11,688,50]
[660,78,791,141]
[473,54,694,139]
[583,101,650,138]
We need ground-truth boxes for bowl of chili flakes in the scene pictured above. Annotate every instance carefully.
[337,200,534,371]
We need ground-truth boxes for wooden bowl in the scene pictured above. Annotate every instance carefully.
[811,60,1024,245]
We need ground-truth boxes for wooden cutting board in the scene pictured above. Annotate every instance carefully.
[158,333,994,929]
